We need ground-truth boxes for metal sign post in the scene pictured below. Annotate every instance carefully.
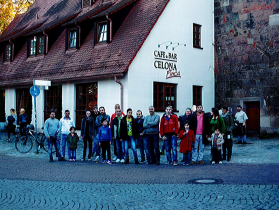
[30,80,41,152]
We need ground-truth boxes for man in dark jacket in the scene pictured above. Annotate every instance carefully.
[80,109,95,161]
[19,108,30,136]
[190,104,210,164]
[120,108,139,164]
[135,110,146,163]
[111,108,124,163]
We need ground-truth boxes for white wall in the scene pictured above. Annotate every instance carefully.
[5,88,16,117]
[62,83,76,122]
[126,0,214,116]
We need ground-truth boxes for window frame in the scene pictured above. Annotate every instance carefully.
[29,39,36,56]
[4,44,12,61]
[44,86,60,122]
[193,23,202,49]
[28,36,45,57]
[153,82,177,112]
[68,29,77,49]
[97,21,108,44]
[193,86,202,106]
[37,36,45,55]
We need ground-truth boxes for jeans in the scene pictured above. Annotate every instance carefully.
[191,134,204,162]
[83,135,92,159]
[165,135,177,162]
[101,141,111,161]
[145,134,160,164]
[92,134,100,156]
[238,135,247,143]
[61,134,67,157]
[122,136,138,158]
[137,136,146,160]
[183,152,191,165]
[161,140,166,152]
[48,136,61,160]
[68,149,76,159]
[211,147,222,162]
[115,138,123,159]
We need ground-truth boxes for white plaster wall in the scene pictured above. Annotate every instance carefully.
[62,83,76,123]
[5,88,16,117]
[126,0,215,116]
[32,86,45,131]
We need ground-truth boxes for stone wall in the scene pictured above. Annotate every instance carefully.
[214,0,279,134]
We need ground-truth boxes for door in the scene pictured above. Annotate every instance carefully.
[245,101,260,137]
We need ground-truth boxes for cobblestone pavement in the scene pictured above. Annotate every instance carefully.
[0,132,279,209]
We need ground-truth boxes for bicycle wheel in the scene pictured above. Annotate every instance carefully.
[15,136,33,153]
[42,134,56,153]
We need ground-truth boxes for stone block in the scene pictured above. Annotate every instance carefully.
[247,38,254,44]
[269,14,279,26]
[249,53,263,63]
[231,12,239,21]
[243,18,256,29]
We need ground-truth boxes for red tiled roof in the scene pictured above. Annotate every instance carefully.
[0,0,170,87]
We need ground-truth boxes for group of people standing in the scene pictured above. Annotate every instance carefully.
[6,103,248,165]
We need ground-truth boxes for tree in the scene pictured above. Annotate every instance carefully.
[0,0,35,35]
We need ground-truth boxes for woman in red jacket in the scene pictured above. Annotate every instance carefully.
[179,121,195,166]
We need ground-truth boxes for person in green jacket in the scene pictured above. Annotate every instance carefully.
[66,126,79,162]
[209,107,225,136]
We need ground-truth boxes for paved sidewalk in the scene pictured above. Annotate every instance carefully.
[1,131,279,164]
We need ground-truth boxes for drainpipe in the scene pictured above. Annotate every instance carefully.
[43,31,48,54]
[106,14,112,42]
[8,39,14,61]
[114,76,123,110]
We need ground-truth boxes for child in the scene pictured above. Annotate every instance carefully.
[66,126,79,162]
[208,128,224,164]
[98,119,112,164]
[6,108,18,142]
[179,122,195,166]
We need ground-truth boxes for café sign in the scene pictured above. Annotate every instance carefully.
[154,50,181,79]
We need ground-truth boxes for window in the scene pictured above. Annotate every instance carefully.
[97,22,107,43]
[76,83,98,129]
[68,29,77,48]
[153,82,177,111]
[44,86,60,122]
[193,86,202,106]
[4,44,12,61]
[193,24,201,48]
[29,36,45,56]
[30,39,36,56]
[37,36,44,54]
[82,0,92,8]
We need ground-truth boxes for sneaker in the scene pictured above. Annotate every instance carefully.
[81,159,84,161]
[107,160,112,164]
[165,161,172,165]
[73,159,76,162]
[186,163,189,166]
[88,159,91,161]
[120,159,125,163]
[69,159,73,162]
[159,150,165,155]
[190,161,196,165]
[6,139,10,142]
[212,161,215,164]
[140,159,145,163]
[49,157,53,162]
[183,163,186,166]
[112,156,117,161]
[219,161,222,164]
[199,160,205,164]
[115,158,121,163]
[59,157,66,161]
[173,161,178,166]
[100,159,106,164]
[94,156,100,162]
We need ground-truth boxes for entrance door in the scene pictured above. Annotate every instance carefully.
[245,101,260,137]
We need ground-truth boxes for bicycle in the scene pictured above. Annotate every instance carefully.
[15,129,55,154]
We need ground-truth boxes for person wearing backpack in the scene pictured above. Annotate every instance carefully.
[6,108,18,142]
[19,108,29,136]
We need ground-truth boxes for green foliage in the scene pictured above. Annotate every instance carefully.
[0,88,5,122]
[56,83,62,120]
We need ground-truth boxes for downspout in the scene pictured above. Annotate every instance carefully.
[106,14,112,42]
[43,31,48,54]
[8,39,14,61]
[114,76,123,110]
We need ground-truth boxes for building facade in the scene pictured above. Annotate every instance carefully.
[214,0,279,135]
[0,0,214,130]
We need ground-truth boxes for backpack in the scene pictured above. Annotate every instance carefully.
[8,115,15,124]
[21,114,27,123]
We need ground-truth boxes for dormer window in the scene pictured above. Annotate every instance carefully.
[82,0,93,8]
[97,22,107,43]
[28,36,45,57]
[68,29,77,48]
[4,44,12,61]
